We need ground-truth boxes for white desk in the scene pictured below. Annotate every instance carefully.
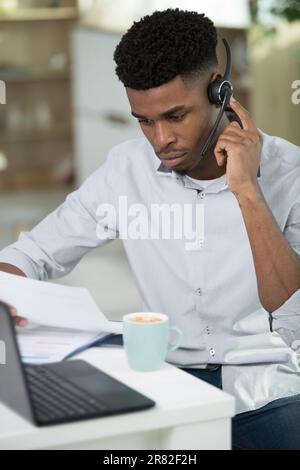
[0,348,235,450]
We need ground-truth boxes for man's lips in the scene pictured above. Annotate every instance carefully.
[160,152,187,168]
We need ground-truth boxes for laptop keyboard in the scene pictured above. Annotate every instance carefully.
[24,364,109,424]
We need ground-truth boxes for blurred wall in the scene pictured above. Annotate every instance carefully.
[250,21,300,146]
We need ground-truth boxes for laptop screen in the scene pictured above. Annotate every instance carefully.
[0,302,35,423]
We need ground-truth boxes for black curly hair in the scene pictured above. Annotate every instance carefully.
[114,8,218,90]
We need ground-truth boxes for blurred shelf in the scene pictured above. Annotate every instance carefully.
[0,126,72,144]
[1,72,70,83]
[0,3,77,190]
[0,7,78,22]
[0,167,69,191]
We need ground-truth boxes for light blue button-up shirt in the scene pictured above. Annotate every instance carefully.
[0,132,299,413]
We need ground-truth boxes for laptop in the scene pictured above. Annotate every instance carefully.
[0,302,155,426]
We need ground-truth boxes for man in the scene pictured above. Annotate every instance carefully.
[0,9,300,449]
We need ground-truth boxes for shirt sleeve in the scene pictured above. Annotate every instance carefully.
[0,150,119,281]
[269,199,300,352]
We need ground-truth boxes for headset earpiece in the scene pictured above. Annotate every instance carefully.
[207,78,233,106]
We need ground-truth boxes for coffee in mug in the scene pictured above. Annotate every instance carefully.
[123,312,182,372]
[127,314,163,324]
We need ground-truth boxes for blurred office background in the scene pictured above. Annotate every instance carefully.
[0,0,299,319]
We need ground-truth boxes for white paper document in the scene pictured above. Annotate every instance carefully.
[17,325,112,364]
[0,271,123,363]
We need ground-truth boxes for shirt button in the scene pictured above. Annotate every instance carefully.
[196,287,202,296]
[196,240,204,249]
[291,340,300,351]
[209,348,215,357]
[206,326,210,335]
[200,192,205,199]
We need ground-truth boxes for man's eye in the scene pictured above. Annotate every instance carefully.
[138,119,152,125]
[169,114,185,121]
[138,114,185,125]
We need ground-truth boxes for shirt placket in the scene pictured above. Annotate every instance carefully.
[190,188,221,364]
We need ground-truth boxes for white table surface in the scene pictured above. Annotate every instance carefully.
[0,347,235,450]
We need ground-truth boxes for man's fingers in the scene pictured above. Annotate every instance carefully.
[2,301,17,316]
[9,306,18,316]
[13,316,28,328]
[2,301,28,327]
[229,97,256,132]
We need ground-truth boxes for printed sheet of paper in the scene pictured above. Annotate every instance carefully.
[0,272,123,362]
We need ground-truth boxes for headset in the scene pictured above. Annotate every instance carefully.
[201,37,243,157]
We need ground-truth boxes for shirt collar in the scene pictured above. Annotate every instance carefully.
[157,161,172,174]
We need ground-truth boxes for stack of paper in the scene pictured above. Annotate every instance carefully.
[0,272,122,364]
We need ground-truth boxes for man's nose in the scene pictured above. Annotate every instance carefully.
[154,122,176,152]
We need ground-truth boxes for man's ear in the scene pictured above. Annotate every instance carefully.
[209,71,222,84]
[207,72,223,109]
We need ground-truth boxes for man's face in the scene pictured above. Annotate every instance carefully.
[126,74,219,173]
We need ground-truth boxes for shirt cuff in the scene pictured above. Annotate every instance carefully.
[0,247,41,279]
[269,288,300,352]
